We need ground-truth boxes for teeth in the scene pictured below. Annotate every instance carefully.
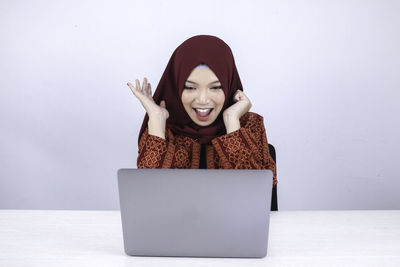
[194,108,212,116]
[196,109,210,112]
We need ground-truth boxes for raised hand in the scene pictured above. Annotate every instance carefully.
[127,77,169,139]
[127,77,169,120]
[223,90,252,134]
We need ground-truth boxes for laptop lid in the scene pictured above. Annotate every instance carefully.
[117,169,273,258]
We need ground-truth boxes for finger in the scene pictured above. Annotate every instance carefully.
[233,90,241,102]
[237,90,247,101]
[148,83,152,96]
[146,83,151,97]
[127,82,139,95]
[160,100,166,108]
[142,77,147,92]
[143,78,148,91]
[136,79,141,92]
[129,80,149,103]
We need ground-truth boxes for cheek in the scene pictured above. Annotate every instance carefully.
[181,92,194,109]
[214,91,226,108]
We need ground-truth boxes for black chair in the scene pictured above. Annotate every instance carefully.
[268,144,278,211]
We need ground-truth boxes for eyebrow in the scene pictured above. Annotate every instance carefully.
[186,80,221,85]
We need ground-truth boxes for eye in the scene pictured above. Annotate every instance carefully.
[211,86,223,90]
[184,86,196,90]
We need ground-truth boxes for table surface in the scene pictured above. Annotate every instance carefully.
[0,210,399,267]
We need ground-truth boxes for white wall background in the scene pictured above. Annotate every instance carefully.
[1,0,399,210]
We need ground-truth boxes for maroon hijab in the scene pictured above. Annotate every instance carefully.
[138,35,243,144]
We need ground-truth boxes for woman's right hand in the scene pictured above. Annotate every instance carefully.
[127,77,169,139]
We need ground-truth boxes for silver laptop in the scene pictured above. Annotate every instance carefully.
[117,168,273,258]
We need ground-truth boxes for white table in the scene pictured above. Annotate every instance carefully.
[0,210,399,267]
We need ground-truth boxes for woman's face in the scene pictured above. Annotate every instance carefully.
[181,66,225,126]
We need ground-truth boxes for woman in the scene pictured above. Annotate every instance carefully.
[127,35,277,186]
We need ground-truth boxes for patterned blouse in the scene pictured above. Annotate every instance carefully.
[137,112,277,186]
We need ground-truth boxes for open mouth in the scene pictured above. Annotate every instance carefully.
[194,108,213,116]
[193,108,213,121]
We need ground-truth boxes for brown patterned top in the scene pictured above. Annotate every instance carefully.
[137,112,277,185]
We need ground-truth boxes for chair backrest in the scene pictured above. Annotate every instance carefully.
[268,144,276,164]
[268,144,278,211]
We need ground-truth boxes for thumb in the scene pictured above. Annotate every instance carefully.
[160,100,166,108]
[233,90,241,102]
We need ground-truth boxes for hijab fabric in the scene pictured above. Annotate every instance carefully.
[138,35,243,144]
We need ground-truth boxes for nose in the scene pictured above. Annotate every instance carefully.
[197,89,209,105]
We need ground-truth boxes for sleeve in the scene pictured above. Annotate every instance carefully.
[211,113,277,185]
[137,128,176,168]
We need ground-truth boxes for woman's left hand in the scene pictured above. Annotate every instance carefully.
[223,90,252,134]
